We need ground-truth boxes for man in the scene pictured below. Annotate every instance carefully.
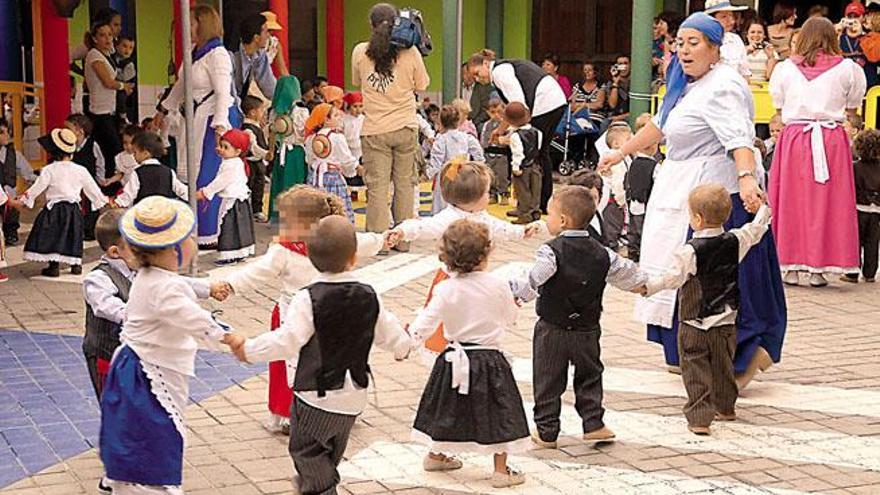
[840,2,867,68]
[233,13,277,101]
[462,61,494,131]
[261,11,290,77]
[704,0,751,80]
[603,55,631,124]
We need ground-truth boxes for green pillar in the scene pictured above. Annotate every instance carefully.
[630,0,654,124]
[486,0,503,57]
[442,0,461,104]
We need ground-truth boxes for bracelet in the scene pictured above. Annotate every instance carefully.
[737,170,755,180]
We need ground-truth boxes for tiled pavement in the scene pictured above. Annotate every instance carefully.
[1,198,880,494]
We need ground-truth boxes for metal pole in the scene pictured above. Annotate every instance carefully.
[629,0,654,126]
[441,0,459,103]
[455,0,463,99]
[180,0,200,276]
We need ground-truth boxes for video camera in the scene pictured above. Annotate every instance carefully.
[391,8,433,56]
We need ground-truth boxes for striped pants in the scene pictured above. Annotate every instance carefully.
[678,323,738,428]
[289,397,357,495]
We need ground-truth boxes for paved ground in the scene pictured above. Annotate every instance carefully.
[1,193,880,494]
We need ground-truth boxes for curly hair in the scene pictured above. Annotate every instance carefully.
[276,185,345,224]
[366,3,400,78]
[439,219,492,274]
[855,129,880,164]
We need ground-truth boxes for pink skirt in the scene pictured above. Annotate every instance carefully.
[768,123,859,273]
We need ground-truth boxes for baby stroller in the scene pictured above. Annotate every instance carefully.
[551,106,599,176]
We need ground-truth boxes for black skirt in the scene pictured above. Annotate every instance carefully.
[217,198,255,260]
[23,201,84,265]
[412,347,530,454]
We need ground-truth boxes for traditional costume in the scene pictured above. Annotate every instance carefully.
[114,159,188,208]
[304,104,358,223]
[268,76,309,220]
[425,130,484,215]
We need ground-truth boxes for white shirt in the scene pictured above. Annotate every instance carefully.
[396,204,527,243]
[121,267,228,377]
[243,118,269,162]
[720,32,752,79]
[114,160,189,208]
[645,205,771,330]
[161,46,235,131]
[85,48,118,115]
[410,271,516,348]
[277,105,310,148]
[491,61,567,117]
[416,112,436,140]
[305,129,358,181]
[202,157,250,201]
[0,145,36,197]
[770,58,867,123]
[508,124,543,173]
[342,113,365,160]
[243,272,412,415]
[20,160,106,210]
[114,151,139,184]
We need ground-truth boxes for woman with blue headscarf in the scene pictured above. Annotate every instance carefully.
[599,12,786,391]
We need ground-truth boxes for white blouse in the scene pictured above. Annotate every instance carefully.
[397,204,528,243]
[769,58,867,123]
[162,46,235,131]
[20,160,107,210]
[720,32,751,79]
[202,157,250,201]
[114,151,139,184]
[342,113,365,160]
[85,48,117,115]
[304,129,358,181]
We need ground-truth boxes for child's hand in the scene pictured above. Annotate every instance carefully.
[222,333,248,361]
[632,285,648,297]
[523,221,543,238]
[383,230,402,250]
[356,165,365,177]
[512,169,523,177]
[211,281,233,301]
[195,190,207,202]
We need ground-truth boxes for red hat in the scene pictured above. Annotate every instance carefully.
[846,1,866,16]
[343,92,363,106]
[222,129,250,155]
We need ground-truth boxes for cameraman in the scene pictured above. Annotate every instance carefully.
[603,55,630,124]
[839,2,867,68]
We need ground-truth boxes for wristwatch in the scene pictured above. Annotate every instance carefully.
[737,170,755,180]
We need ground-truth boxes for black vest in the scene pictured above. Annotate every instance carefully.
[242,122,267,162]
[515,127,540,168]
[83,262,132,360]
[679,233,740,321]
[2,145,16,189]
[624,156,656,205]
[134,162,176,204]
[536,235,611,331]
[493,59,546,113]
[293,282,380,397]
[73,138,98,177]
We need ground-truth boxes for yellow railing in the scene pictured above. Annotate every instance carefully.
[0,81,45,167]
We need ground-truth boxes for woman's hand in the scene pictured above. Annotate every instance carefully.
[739,175,765,213]
[763,44,776,58]
[597,149,625,176]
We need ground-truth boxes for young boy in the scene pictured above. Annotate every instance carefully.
[763,113,784,172]
[481,99,510,205]
[843,128,880,284]
[505,102,543,225]
[568,169,613,248]
[510,185,647,448]
[114,36,137,124]
[624,114,658,262]
[114,132,189,208]
[639,184,771,435]
[241,95,270,223]
[0,118,36,245]
[103,125,142,190]
[225,215,412,495]
[65,113,105,241]
[598,122,633,250]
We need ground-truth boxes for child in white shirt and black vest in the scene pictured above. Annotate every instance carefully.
[241,95,270,223]
[623,114,658,262]
[639,184,771,435]
[114,132,188,208]
[226,215,411,495]
[510,185,647,449]
[504,102,543,225]
[65,113,106,241]
[0,118,36,246]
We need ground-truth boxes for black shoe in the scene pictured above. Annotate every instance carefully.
[214,258,242,266]
[41,263,60,278]
[70,265,82,275]
[97,477,112,494]
[5,235,18,246]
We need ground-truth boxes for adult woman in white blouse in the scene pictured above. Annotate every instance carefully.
[745,21,780,83]
[154,5,240,247]
[599,13,786,390]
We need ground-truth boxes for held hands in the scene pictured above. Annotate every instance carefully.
[210,281,234,301]
[597,150,625,176]
[195,189,207,202]
[383,229,403,250]
[222,333,248,362]
[523,221,543,238]
[738,175,765,214]
[632,285,648,297]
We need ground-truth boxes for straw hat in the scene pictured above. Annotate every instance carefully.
[37,128,77,155]
[261,11,283,31]
[704,0,747,15]
[120,196,195,249]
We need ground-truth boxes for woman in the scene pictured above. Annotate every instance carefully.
[768,17,867,287]
[769,2,798,60]
[154,5,240,247]
[570,62,606,164]
[84,18,131,184]
[746,21,781,82]
[599,12,786,390]
[542,53,573,100]
[352,3,429,239]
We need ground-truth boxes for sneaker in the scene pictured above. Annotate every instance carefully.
[254,213,269,223]
[491,468,526,488]
[97,477,112,494]
[583,425,616,445]
[41,264,60,278]
[0,273,8,283]
[506,209,522,218]
[500,195,510,206]
[70,265,82,275]
[735,346,773,391]
[840,274,859,283]
[530,430,557,449]
[422,454,463,472]
[715,412,737,421]
[782,271,799,286]
[809,272,828,287]
[688,425,711,435]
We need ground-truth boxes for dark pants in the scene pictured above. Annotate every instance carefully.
[84,353,103,399]
[88,113,122,178]
[530,105,567,213]
[626,213,645,262]
[82,200,99,241]
[3,205,20,242]
[512,166,542,221]
[678,322,738,428]
[532,319,605,442]
[488,154,510,197]
[858,210,880,279]
[602,200,625,250]
[247,159,266,217]
[289,397,356,495]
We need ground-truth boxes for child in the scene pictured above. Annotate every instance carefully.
[114,132,188,208]
[268,76,310,221]
[763,113,784,172]
[504,102,543,225]
[481,99,510,205]
[568,169,613,248]
[18,129,108,277]
[409,219,528,488]
[342,92,365,165]
[597,122,633,249]
[639,184,771,435]
[0,118,36,245]
[241,95,270,223]
[843,129,880,283]
[451,98,478,138]
[426,103,441,133]
[196,129,256,264]
[624,114,658,262]
[224,215,411,495]
[65,113,106,241]
[212,186,385,434]
[102,125,142,190]
[114,36,137,124]
[99,196,234,493]
[427,105,484,215]
[321,85,345,109]
[304,103,358,224]
[510,185,646,449]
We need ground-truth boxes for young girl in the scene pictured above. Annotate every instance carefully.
[304,103,358,224]
[427,106,484,215]
[196,129,255,264]
[342,92,365,165]
[451,98,478,138]
[99,196,233,494]
[843,129,880,283]
[18,128,108,277]
[114,131,188,208]
[211,186,384,433]
[410,219,528,488]
[321,85,345,110]
[268,76,310,221]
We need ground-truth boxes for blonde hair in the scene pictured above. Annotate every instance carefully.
[276,185,345,224]
[439,159,493,206]
[688,184,732,225]
[450,98,472,120]
[192,5,223,47]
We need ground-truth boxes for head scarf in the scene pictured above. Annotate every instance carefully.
[271,76,302,115]
[343,91,363,106]
[305,103,333,136]
[657,12,724,128]
[221,129,250,155]
[321,85,345,106]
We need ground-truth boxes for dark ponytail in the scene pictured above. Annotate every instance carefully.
[366,3,400,78]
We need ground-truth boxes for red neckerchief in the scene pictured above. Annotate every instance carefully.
[279,240,308,256]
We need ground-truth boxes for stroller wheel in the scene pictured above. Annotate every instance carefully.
[559,160,576,176]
